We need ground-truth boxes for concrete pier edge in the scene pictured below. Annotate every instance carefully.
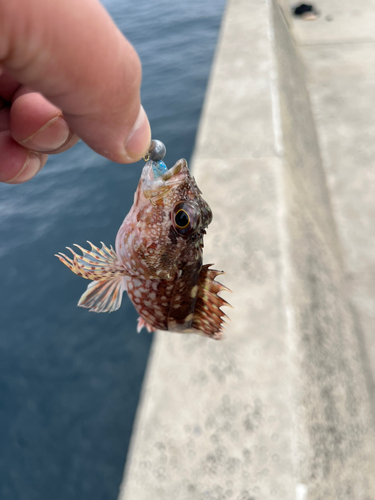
[119,1,375,498]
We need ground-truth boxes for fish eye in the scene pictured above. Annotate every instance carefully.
[175,209,190,229]
[172,202,200,236]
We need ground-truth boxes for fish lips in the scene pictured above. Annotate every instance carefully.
[142,158,187,200]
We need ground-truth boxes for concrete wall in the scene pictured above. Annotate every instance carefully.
[119,1,375,498]
[287,0,375,416]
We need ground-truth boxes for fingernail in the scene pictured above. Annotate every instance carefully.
[6,152,43,184]
[123,106,151,162]
[21,116,70,152]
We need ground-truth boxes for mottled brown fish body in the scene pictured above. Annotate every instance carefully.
[56,155,231,339]
[166,260,202,331]
[125,260,201,332]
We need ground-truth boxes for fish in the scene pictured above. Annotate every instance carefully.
[56,141,231,340]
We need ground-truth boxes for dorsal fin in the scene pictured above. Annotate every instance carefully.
[192,264,232,340]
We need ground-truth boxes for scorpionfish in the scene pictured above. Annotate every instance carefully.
[57,140,230,340]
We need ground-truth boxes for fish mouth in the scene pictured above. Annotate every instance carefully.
[142,158,187,200]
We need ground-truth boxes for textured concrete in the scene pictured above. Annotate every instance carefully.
[289,0,375,426]
[300,43,375,400]
[119,1,375,498]
[193,0,276,159]
[272,5,375,495]
[288,0,375,44]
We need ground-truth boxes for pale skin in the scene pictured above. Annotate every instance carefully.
[0,0,151,184]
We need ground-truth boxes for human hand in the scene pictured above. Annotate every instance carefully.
[0,0,151,184]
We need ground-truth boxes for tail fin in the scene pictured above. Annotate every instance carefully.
[56,241,126,313]
[192,264,232,340]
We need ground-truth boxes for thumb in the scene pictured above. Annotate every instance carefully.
[0,0,151,163]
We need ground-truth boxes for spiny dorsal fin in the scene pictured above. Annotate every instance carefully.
[192,264,232,340]
[56,241,126,281]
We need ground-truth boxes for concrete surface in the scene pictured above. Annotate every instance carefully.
[119,0,375,498]
[289,0,375,406]
[288,0,375,44]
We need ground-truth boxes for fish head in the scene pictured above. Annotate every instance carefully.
[116,159,212,280]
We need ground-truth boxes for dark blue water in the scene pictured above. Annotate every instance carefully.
[0,1,226,499]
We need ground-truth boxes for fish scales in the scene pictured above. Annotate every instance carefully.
[57,150,230,340]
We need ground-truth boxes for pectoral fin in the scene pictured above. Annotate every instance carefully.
[78,278,124,313]
[56,241,126,281]
[56,241,127,314]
